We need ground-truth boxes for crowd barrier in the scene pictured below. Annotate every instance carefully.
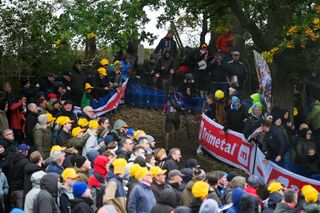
[198,114,320,191]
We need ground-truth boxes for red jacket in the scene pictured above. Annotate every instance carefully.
[216,34,235,53]
[244,185,262,206]
[9,101,26,131]
[88,155,109,187]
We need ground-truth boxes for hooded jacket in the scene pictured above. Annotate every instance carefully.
[33,173,60,213]
[82,129,99,157]
[308,100,320,130]
[23,162,43,197]
[226,188,246,213]
[264,125,290,161]
[71,197,94,213]
[111,119,127,141]
[24,170,46,213]
[224,105,247,133]
[33,123,52,159]
[151,188,176,213]
[88,155,109,188]
[262,192,283,213]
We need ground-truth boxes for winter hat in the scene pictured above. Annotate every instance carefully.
[199,199,219,213]
[18,144,31,151]
[230,176,246,189]
[38,114,48,125]
[112,158,127,175]
[126,128,135,137]
[72,182,88,197]
[268,182,285,193]
[104,134,116,144]
[10,208,25,213]
[78,118,89,128]
[174,206,192,213]
[231,96,240,105]
[88,120,99,129]
[145,135,155,144]
[247,175,264,188]
[74,156,87,168]
[226,171,239,182]
[192,181,210,199]
[193,169,206,181]
[129,164,142,178]
[251,103,260,110]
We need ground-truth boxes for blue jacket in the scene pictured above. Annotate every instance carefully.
[121,60,132,81]
[46,163,64,176]
[128,183,156,213]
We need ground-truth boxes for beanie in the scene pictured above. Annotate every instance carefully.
[75,156,87,168]
[192,181,210,199]
[193,169,206,181]
[226,171,239,182]
[38,114,48,125]
[230,176,246,189]
[199,199,219,213]
[73,182,88,197]
[174,206,192,213]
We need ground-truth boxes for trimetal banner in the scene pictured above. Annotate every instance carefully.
[199,114,320,191]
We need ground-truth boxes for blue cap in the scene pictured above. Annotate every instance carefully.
[126,128,135,136]
[231,96,240,104]
[10,208,26,213]
[251,103,259,110]
[104,134,115,144]
[18,144,30,151]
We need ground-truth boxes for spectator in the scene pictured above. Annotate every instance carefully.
[113,60,123,86]
[274,189,298,213]
[180,158,201,184]
[145,135,156,154]
[181,168,206,206]
[88,155,110,188]
[128,167,156,213]
[154,148,167,167]
[145,154,156,168]
[77,117,89,129]
[223,176,246,204]
[68,127,89,155]
[262,191,283,213]
[156,49,175,91]
[223,96,247,133]
[71,182,94,213]
[90,67,111,99]
[224,51,247,90]
[179,73,198,97]
[0,129,18,158]
[98,117,110,139]
[216,30,235,63]
[244,175,263,205]
[154,30,177,58]
[69,60,87,106]
[137,137,150,152]
[239,194,260,213]
[162,148,181,172]
[195,43,210,98]
[82,120,103,157]
[37,98,48,114]
[9,144,30,209]
[164,170,184,206]
[204,95,216,120]
[25,103,39,148]
[215,90,228,126]
[121,54,132,81]
[226,188,246,213]
[0,167,8,213]
[151,188,176,213]
[103,158,127,213]
[23,151,43,198]
[46,150,65,175]
[150,166,167,201]
[57,100,77,123]
[79,106,95,120]
[244,103,262,139]
[207,53,228,94]
[60,168,80,213]
[56,116,73,147]
[111,119,128,142]
[116,138,133,161]
[33,114,52,159]
[9,95,27,143]
[74,156,91,183]
[81,83,94,109]
[190,181,210,213]
[301,185,320,212]
[39,72,57,95]
[24,171,46,213]
[207,170,225,206]
[141,54,158,87]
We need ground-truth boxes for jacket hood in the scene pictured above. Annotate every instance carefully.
[267,192,283,208]
[34,123,48,131]
[158,188,177,207]
[24,162,42,175]
[93,155,109,176]
[112,119,127,131]
[31,171,46,187]
[40,173,60,197]
[239,194,259,212]
[232,188,245,207]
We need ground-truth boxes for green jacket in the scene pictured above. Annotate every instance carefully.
[308,100,320,130]
[33,123,52,159]
[81,92,91,109]
[66,133,90,154]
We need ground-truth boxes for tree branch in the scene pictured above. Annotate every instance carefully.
[227,0,271,51]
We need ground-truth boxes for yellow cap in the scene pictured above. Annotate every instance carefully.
[135,167,151,180]
[302,185,319,203]
[294,107,298,117]
[100,58,110,66]
[149,166,166,177]
[77,118,89,128]
[61,168,79,180]
[215,90,224,99]
[50,145,66,154]
[192,181,210,199]
[268,182,285,193]
[47,112,56,123]
[88,120,99,129]
[129,164,142,177]
[56,116,73,126]
[114,60,122,66]
[72,127,85,137]
[98,67,107,76]
[133,130,146,140]
[85,83,94,90]
[112,158,127,175]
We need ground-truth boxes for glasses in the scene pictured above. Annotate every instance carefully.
[5,132,13,136]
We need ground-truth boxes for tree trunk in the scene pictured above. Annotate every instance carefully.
[85,37,97,60]
[200,13,208,45]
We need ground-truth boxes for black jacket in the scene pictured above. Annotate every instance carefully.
[244,114,262,139]
[88,72,110,99]
[156,56,175,80]
[224,106,247,133]
[207,61,228,83]
[164,183,182,207]
[69,66,87,106]
[71,197,94,213]
[115,149,131,161]
[224,60,247,87]
[151,181,165,202]
[151,188,176,213]
[23,162,42,197]
[179,81,198,97]
[25,111,38,147]
[56,129,71,147]
[9,152,29,191]
[39,77,56,95]
[190,198,203,213]
[162,157,179,172]
[264,126,290,160]
[154,37,177,58]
